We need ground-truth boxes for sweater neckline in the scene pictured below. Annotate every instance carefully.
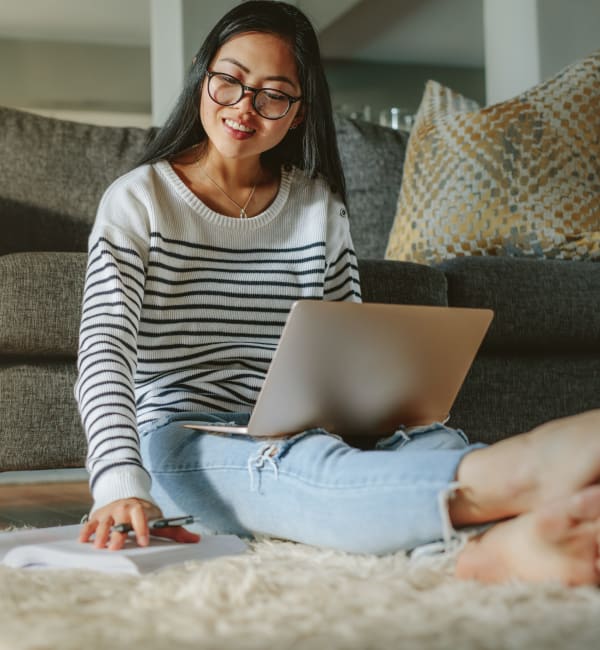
[155,160,294,229]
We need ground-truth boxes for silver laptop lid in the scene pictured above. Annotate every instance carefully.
[234,301,493,437]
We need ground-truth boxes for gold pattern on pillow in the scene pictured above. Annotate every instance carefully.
[385,52,600,264]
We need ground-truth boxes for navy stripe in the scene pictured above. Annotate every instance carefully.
[81,299,140,321]
[330,247,357,268]
[135,347,273,364]
[83,276,144,301]
[77,372,132,403]
[151,232,325,254]
[77,349,134,378]
[331,289,362,302]
[148,261,325,276]
[143,288,304,301]
[89,440,139,461]
[92,445,141,461]
[139,393,252,413]
[87,424,139,446]
[78,330,138,357]
[137,342,275,362]
[326,260,360,283]
[87,258,145,284]
[140,302,291,314]
[98,237,145,260]
[79,390,136,416]
[139,316,287,327]
[83,401,136,431]
[324,276,356,296]
[86,411,137,437]
[82,286,143,310]
[137,328,281,340]
[79,311,139,335]
[77,373,130,407]
[145,276,323,289]
[148,248,326,265]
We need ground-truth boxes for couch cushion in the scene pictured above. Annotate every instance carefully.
[0,361,85,470]
[358,259,447,306]
[0,254,444,357]
[0,106,406,259]
[451,353,600,444]
[335,115,408,259]
[386,52,600,265]
[0,252,87,357]
[0,106,153,254]
[439,257,600,352]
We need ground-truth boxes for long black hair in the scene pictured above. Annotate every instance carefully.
[136,0,346,202]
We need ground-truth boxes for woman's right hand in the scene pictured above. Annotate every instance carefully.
[78,497,200,550]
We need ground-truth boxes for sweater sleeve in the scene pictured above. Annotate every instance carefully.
[323,195,362,303]
[74,178,155,511]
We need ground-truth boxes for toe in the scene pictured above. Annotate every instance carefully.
[568,485,600,521]
[535,486,600,542]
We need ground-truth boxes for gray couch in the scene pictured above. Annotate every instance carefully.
[1,105,599,472]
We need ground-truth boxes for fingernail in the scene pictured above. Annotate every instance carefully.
[570,493,582,509]
[139,535,149,546]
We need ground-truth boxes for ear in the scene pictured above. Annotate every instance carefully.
[290,107,305,130]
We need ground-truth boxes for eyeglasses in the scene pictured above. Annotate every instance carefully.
[206,71,302,120]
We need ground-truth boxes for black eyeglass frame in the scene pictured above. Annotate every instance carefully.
[205,71,302,120]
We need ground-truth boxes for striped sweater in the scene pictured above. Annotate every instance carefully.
[75,161,362,509]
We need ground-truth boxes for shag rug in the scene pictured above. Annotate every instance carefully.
[1,538,600,650]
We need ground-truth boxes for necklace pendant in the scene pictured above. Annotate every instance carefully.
[240,208,247,219]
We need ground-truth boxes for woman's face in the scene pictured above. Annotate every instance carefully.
[200,31,303,163]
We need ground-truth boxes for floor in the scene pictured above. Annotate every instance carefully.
[0,481,92,530]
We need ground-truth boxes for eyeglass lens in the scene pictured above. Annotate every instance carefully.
[208,73,291,119]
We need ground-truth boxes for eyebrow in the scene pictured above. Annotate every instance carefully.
[217,57,298,89]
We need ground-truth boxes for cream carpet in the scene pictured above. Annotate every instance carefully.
[1,538,600,650]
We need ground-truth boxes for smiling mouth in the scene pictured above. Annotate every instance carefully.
[224,118,255,134]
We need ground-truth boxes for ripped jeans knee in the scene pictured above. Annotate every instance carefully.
[141,413,486,554]
[375,421,470,452]
[247,442,279,491]
[246,429,342,492]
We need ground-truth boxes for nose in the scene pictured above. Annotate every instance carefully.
[237,89,256,114]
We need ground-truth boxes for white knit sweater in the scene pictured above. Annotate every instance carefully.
[75,161,361,509]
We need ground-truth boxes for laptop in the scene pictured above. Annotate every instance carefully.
[183,300,493,438]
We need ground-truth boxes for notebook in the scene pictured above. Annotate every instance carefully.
[184,300,493,438]
[0,525,247,575]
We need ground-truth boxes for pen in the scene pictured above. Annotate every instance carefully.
[110,515,195,534]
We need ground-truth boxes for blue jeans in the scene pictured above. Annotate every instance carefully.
[140,412,483,555]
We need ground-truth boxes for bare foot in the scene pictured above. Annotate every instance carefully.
[455,485,600,585]
[450,409,600,526]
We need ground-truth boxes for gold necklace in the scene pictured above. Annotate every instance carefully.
[201,168,257,219]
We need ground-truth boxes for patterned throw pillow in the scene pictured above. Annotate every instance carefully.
[385,52,600,264]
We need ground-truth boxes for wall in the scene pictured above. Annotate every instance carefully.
[0,38,151,124]
[537,0,600,81]
[483,0,600,104]
[325,59,485,119]
[0,36,485,126]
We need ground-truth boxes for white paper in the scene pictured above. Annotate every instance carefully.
[0,524,247,574]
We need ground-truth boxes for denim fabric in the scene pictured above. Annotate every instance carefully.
[140,412,481,555]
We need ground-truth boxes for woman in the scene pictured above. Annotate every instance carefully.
[77,1,600,585]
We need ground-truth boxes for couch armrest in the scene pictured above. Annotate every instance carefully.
[358,258,448,306]
[439,257,600,352]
